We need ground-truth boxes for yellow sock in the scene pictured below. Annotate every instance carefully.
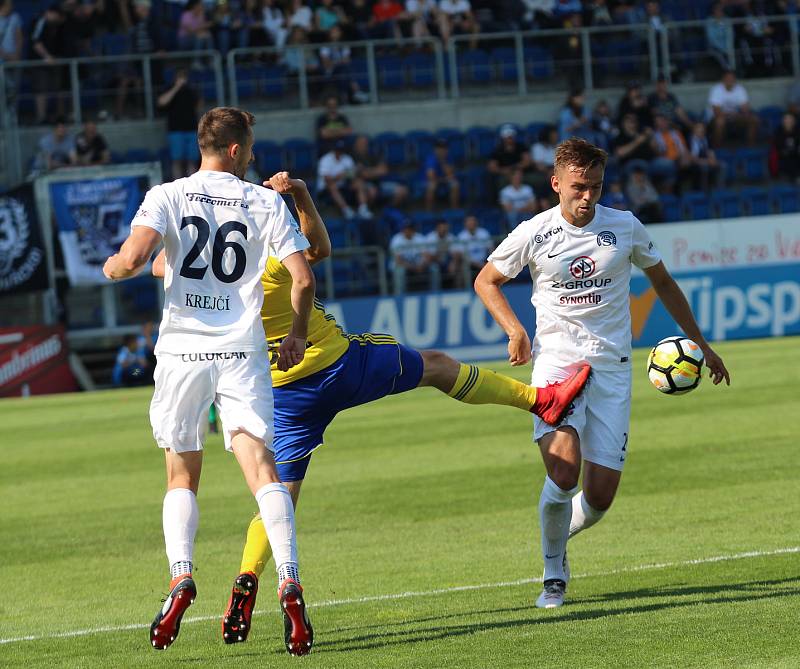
[447,363,537,412]
[239,513,272,579]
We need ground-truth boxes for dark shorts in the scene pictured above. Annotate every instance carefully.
[273,336,424,481]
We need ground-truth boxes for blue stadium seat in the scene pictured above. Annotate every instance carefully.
[490,47,518,82]
[261,65,288,97]
[441,208,466,229]
[435,128,467,165]
[465,126,498,161]
[715,149,738,183]
[124,148,154,163]
[758,105,784,137]
[405,51,436,87]
[478,209,504,236]
[377,56,405,90]
[681,191,712,220]
[406,130,436,162]
[254,140,283,177]
[740,186,771,216]
[411,210,437,234]
[770,184,800,213]
[659,193,682,222]
[526,122,549,145]
[737,147,768,181]
[374,132,407,167]
[348,57,370,91]
[524,46,555,79]
[101,33,129,56]
[189,69,217,101]
[457,49,492,84]
[283,138,315,174]
[710,189,743,218]
[461,166,489,205]
[235,65,258,100]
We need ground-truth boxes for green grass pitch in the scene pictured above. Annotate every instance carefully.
[1,336,799,668]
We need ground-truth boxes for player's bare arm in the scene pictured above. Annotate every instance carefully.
[152,248,165,278]
[103,226,162,281]
[644,261,730,385]
[264,172,331,265]
[279,250,315,372]
[474,262,532,366]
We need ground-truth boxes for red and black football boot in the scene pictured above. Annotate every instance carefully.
[222,572,259,644]
[150,575,196,650]
[279,579,313,656]
[532,364,592,425]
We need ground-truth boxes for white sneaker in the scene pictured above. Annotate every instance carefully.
[535,579,566,609]
[343,206,356,220]
[357,203,373,219]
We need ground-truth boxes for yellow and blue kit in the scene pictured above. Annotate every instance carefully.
[262,257,424,481]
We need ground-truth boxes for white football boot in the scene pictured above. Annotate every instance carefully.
[536,551,570,609]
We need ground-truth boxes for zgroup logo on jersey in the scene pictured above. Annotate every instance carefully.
[569,256,596,279]
[533,227,563,244]
[596,231,617,247]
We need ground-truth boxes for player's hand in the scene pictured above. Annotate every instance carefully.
[277,335,306,372]
[508,330,531,367]
[702,346,730,386]
[103,255,118,280]
[264,172,306,195]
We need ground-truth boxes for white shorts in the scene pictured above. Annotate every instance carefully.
[150,351,274,453]
[532,359,632,471]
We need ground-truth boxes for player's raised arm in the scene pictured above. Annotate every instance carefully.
[103,225,162,281]
[474,262,531,366]
[265,172,331,265]
[643,260,730,385]
[278,251,315,372]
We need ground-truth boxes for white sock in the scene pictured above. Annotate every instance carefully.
[568,490,605,539]
[255,483,299,585]
[539,476,576,583]
[162,488,199,575]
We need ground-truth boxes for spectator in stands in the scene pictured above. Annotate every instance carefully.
[318,138,373,220]
[530,125,557,193]
[705,3,733,72]
[288,0,313,32]
[0,0,23,79]
[687,121,723,191]
[591,99,617,151]
[584,0,613,27]
[283,26,320,75]
[343,0,373,40]
[600,181,629,210]
[405,0,439,38]
[613,112,655,174]
[425,219,462,288]
[643,0,670,72]
[32,4,67,125]
[213,0,250,54]
[70,120,110,166]
[390,220,437,294]
[319,25,369,104]
[260,0,287,47]
[371,0,406,39]
[112,334,148,387]
[736,0,781,76]
[33,118,74,172]
[157,68,200,179]
[625,165,664,223]
[60,0,100,57]
[437,0,479,43]
[457,214,493,276]
[648,75,692,133]
[520,0,554,29]
[772,112,800,182]
[316,94,352,154]
[423,137,461,210]
[617,81,652,130]
[178,0,214,54]
[488,124,531,196]
[315,0,345,33]
[352,134,409,207]
[651,113,690,192]
[554,11,584,85]
[706,70,759,146]
[499,167,538,230]
[116,0,163,119]
[558,88,594,142]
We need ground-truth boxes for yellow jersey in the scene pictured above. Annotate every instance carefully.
[261,256,350,387]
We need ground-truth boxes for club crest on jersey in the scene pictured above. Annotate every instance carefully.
[569,255,596,279]
[596,231,617,247]
[533,226,563,244]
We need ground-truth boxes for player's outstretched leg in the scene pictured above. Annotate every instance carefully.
[535,476,576,609]
[151,487,199,649]
[420,351,590,425]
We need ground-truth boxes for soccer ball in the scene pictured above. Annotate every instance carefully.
[647,336,704,395]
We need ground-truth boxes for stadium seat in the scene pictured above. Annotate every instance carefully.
[526,122,549,145]
[769,184,800,213]
[411,210,437,233]
[435,128,467,165]
[377,56,405,90]
[101,33,129,56]
[234,66,258,100]
[405,51,436,87]
[681,191,712,220]
[461,166,490,205]
[254,140,283,177]
[283,138,316,174]
[441,208,466,229]
[715,149,738,183]
[348,57,370,92]
[189,69,218,101]
[740,186,771,216]
[523,46,555,80]
[373,132,407,167]
[457,49,492,84]
[710,189,743,219]
[261,65,288,98]
[124,148,154,164]
[465,126,498,161]
[476,208,504,235]
[758,105,784,137]
[405,130,436,162]
[659,193,682,222]
[737,147,768,181]
[490,47,519,82]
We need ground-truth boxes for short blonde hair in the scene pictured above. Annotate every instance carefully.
[554,137,608,173]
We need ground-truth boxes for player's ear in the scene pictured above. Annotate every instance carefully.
[229,143,241,161]
[550,172,559,194]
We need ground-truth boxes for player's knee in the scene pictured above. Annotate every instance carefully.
[584,486,615,511]
[419,349,458,389]
[549,463,580,491]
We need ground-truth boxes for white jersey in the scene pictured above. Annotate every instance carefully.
[131,170,309,354]
[488,204,661,370]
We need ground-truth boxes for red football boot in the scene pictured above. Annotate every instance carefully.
[150,575,196,650]
[532,364,592,425]
[279,579,313,656]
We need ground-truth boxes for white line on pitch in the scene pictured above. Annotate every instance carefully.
[2,546,798,646]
